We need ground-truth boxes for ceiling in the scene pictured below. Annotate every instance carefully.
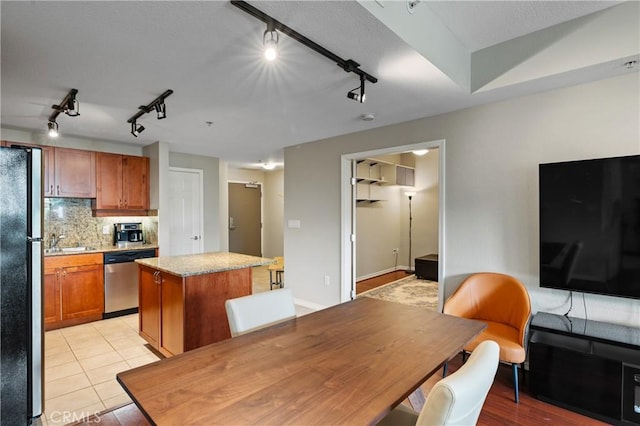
[1,1,637,170]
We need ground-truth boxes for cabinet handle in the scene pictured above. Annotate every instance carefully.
[57,185,60,195]
[50,185,54,194]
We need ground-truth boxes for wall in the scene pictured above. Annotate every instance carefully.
[284,73,639,327]
[404,150,439,268]
[263,170,284,258]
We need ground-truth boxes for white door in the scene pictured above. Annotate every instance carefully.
[169,167,204,256]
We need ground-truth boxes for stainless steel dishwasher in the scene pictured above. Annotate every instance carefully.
[103,249,156,318]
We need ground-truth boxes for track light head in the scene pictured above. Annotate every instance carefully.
[347,75,366,103]
[155,101,166,120]
[131,121,145,137]
[64,92,80,117]
[47,121,59,138]
[347,91,361,102]
[263,24,279,61]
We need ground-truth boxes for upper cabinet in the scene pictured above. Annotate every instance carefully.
[355,158,415,202]
[51,148,96,198]
[381,164,415,187]
[93,153,149,215]
[4,142,95,198]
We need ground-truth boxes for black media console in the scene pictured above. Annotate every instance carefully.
[529,312,640,425]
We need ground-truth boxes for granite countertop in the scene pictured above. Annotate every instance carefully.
[135,252,274,277]
[44,244,158,257]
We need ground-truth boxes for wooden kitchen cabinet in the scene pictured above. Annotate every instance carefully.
[94,152,149,215]
[139,266,161,349]
[53,147,96,198]
[3,142,94,197]
[44,253,104,330]
[139,265,185,356]
[138,264,252,357]
[44,267,61,326]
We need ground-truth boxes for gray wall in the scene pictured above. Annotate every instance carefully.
[284,73,640,327]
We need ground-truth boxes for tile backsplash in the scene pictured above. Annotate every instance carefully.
[44,198,158,249]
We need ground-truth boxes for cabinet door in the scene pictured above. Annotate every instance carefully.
[60,264,104,320]
[122,155,149,210]
[44,267,61,328]
[139,266,161,350]
[160,272,184,356]
[95,152,124,209]
[54,148,96,198]
[404,167,415,186]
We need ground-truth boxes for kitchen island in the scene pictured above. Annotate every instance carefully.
[136,252,273,357]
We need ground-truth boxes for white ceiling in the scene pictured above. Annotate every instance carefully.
[1,1,637,170]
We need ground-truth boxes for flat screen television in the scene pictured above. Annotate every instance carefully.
[539,154,640,299]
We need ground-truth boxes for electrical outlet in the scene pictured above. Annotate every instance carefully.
[324,275,330,286]
[102,225,111,235]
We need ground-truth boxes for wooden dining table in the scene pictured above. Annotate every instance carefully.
[117,297,486,425]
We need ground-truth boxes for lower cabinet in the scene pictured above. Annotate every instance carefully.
[529,312,640,424]
[44,254,104,330]
[138,264,252,357]
[139,266,184,355]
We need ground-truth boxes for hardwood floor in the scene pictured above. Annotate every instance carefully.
[423,353,607,426]
[357,270,410,294]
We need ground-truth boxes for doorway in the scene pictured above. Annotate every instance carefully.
[341,140,445,309]
[168,167,204,256]
[228,182,262,256]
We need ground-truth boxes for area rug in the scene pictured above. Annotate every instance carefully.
[360,275,438,311]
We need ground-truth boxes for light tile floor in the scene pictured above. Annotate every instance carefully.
[41,265,313,425]
[42,313,158,425]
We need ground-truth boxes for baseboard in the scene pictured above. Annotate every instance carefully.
[293,298,326,312]
[356,265,408,282]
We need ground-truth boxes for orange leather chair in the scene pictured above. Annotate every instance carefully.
[443,272,531,403]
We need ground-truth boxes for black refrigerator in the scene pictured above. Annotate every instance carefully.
[0,146,44,424]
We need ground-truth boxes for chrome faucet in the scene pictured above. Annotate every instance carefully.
[50,233,65,250]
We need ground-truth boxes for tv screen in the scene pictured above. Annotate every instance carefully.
[539,155,640,299]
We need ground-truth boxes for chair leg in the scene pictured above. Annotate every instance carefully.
[512,363,519,403]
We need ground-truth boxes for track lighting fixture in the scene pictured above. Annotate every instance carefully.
[263,23,279,61]
[155,101,166,120]
[130,121,145,138]
[47,121,59,138]
[63,91,80,117]
[231,1,377,101]
[47,88,80,137]
[347,75,366,103]
[127,89,173,137]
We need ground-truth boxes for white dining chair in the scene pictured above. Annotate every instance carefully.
[377,340,500,426]
[225,288,296,337]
